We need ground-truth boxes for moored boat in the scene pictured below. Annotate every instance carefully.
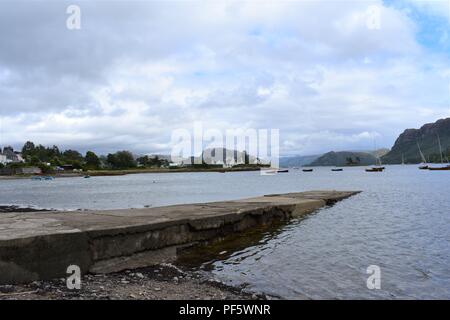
[331,168,343,171]
[277,169,289,173]
[260,169,277,175]
[302,168,313,172]
[366,139,385,172]
[428,165,450,171]
[365,167,384,172]
[427,133,449,171]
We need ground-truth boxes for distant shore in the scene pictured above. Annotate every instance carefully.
[0,166,264,180]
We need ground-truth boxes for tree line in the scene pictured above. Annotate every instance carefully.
[5,141,168,171]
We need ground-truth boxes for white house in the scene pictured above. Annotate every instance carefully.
[0,154,7,165]
[0,147,25,164]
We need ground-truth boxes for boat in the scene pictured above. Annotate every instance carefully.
[260,169,277,175]
[365,167,384,172]
[417,141,428,169]
[366,139,385,172]
[365,157,385,172]
[331,168,343,171]
[84,175,91,178]
[428,133,449,170]
[428,165,450,171]
[32,176,54,180]
[277,169,289,173]
[302,168,313,172]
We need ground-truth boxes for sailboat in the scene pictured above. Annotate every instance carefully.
[417,141,428,169]
[401,153,405,165]
[366,156,385,172]
[366,140,385,172]
[428,133,450,170]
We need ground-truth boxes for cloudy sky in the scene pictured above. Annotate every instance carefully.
[0,0,449,156]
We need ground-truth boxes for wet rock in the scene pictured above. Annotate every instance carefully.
[0,285,14,293]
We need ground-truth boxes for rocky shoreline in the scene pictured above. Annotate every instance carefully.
[0,205,51,213]
[0,264,264,300]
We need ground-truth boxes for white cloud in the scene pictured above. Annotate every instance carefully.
[0,0,449,155]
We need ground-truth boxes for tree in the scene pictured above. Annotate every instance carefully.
[107,151,136,169]
[21,141,36,157]
[71,160,83,170]
[38,163,54,174]
[137,155,151,167]
[85,151,100,169]
[20,141,64,163]
[47,145,61,159]
[30,156,40,166]
[50,157,63,167]
[137,155,168,168]
[106,153,117,168]
[63,150,84,163]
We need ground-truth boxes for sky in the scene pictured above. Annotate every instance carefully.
[0,0,449,156]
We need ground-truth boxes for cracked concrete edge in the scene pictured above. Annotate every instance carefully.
[0,191,361,284]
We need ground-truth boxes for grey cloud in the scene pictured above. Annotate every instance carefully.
[0,1,448,156]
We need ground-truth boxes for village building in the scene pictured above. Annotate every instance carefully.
[0,153,7,165]
[0,146,25,164]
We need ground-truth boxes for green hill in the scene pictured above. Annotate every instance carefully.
[279,154,321,167]
[308,151,378,166]
[382,118,450,164]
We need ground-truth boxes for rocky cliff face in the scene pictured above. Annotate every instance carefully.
[382,118,450,164]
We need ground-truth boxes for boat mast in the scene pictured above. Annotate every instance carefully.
[417,141,427,163]
[373,137,381,166]
[437,133,444,164]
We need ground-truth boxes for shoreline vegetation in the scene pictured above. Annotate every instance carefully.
[1,141,270,178]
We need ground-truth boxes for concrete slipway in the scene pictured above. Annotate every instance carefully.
[0,190,360,284]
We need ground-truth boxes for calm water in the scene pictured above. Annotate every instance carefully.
[1,166,449,299]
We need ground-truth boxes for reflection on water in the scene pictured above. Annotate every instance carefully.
[176,219,291,270]
[1,165,450,298]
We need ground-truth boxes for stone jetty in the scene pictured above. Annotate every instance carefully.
[0,190,360,284]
